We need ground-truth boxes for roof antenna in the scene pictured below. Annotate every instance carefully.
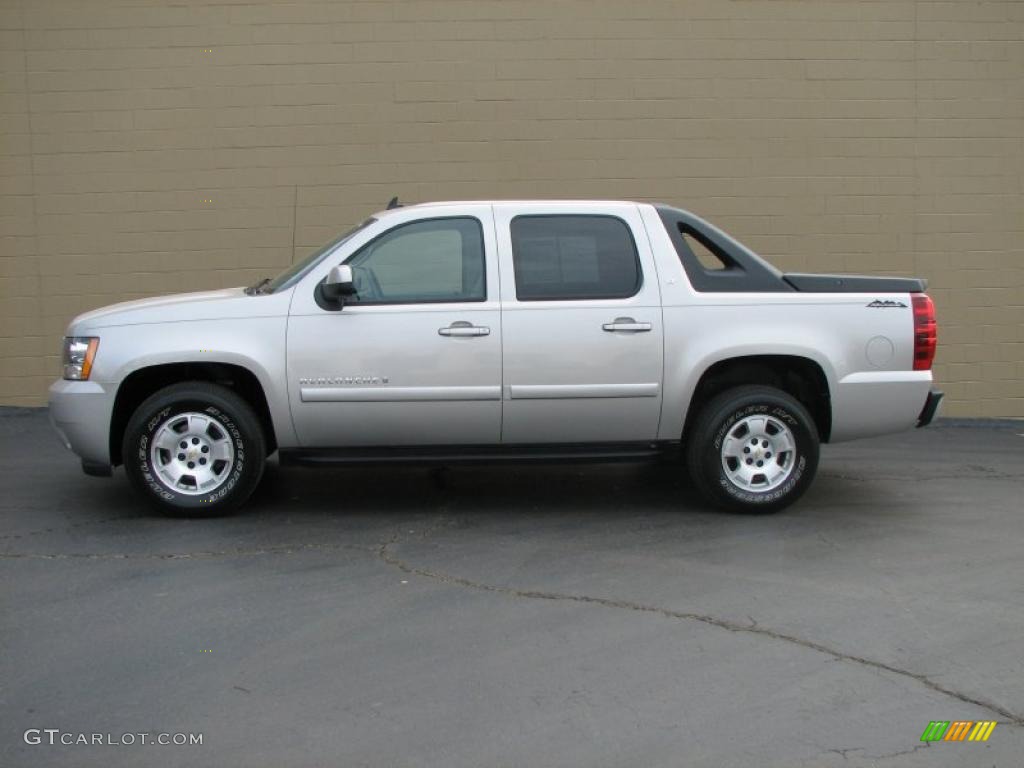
[386,196,402,210]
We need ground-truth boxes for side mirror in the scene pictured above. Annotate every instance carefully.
[321,265,356,305]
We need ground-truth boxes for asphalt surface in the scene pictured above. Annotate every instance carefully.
[1,408,1022,768]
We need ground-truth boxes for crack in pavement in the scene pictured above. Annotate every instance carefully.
[867,742,932,761]
[0,514,140,541]
[0,541,369,560]
[823,742,932,762]
[5,515,1020,731]
[824,746,862,761]
[376,530,1024,729]
[820,470,1022,483]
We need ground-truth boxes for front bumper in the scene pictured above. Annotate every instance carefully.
[916,388,944,428]
[48,379,117,473]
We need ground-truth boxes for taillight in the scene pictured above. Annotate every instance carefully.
[912,293,936,370]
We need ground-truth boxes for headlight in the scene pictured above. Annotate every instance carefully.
[62,337,99,380]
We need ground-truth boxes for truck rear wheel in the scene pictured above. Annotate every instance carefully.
[686,385,819,513]
[122,382,265,516]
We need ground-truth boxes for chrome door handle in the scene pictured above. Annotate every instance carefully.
[439,321,490,337]
[602,317,652,333]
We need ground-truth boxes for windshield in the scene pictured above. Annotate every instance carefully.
[262,218,376,294]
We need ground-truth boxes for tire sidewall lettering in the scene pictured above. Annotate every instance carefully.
[713,401,806,506]
[136,401,247,508]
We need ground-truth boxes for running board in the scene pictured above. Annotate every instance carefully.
[278,442,676,467]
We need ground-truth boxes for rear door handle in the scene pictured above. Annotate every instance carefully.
[439,321,490,337]
[602,317,652,333]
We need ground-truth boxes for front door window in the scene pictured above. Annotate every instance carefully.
[345,217,486,305]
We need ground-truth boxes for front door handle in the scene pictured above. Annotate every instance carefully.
[439,321,490,337]
[602,317,652,333]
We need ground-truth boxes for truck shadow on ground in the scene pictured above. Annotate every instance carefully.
[15,428,888,539]
[242,455,884,524]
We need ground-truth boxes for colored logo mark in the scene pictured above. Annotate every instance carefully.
[920,721,996,742]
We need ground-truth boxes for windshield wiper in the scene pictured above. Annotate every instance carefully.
[245,277,272,296]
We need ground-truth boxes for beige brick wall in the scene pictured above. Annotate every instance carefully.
[2,0,1022,416]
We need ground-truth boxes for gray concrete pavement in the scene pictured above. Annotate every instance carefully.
[1,408,1022,767]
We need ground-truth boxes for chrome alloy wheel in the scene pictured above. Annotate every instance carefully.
[720,415,796,492]
[149,412,235,495]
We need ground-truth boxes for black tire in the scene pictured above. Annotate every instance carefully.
[122,381,266,516]
[686,385,819,513]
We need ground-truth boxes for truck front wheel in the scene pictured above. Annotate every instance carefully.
[686,385,819,513]
[122,382,266,516]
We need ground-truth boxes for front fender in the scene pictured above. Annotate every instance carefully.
[93,318,297,449]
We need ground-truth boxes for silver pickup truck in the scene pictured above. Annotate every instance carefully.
[49,200,942,516]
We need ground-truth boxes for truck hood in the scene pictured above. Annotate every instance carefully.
[67,287,289,333]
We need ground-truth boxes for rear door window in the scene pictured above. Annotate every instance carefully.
[510,215,641,301]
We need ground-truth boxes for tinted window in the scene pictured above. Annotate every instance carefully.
[345,217,485,304]
[511,215,641,301]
